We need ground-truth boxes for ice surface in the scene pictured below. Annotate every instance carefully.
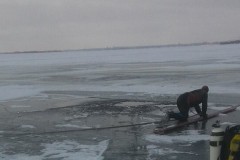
[0,44,239,160]
[220,122,237,125]
[0,44,240,101]
[55,124,91,129]
[20,125,36,129]
[145,130,209,144]
[147,144,196,155]
[209,106,231,110]
[0,85,41,101]
[40,140,109,160]
[145,130,208,159]
[0,140,109,160]
[10,105,31,108]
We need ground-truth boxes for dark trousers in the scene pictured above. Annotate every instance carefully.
[175,93,189,120]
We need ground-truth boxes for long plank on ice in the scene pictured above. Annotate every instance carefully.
[154,106,238,135]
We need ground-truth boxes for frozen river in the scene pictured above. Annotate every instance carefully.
[0,44,240,159]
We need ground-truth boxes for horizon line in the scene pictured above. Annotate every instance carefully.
[1,39,240,54]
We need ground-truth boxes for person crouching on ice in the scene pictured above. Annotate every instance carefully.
[168,86,209,121]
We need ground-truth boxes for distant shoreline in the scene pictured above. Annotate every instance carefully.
[1,40,240,54]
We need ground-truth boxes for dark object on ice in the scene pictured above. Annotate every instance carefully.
[168,86,209,121]
[220,125,240,160]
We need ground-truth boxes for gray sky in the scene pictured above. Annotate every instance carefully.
[1,0,240,52]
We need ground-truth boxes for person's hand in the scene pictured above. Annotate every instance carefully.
[200,113,208,119]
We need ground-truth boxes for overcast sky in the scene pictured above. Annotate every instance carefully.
[1,0,240,52]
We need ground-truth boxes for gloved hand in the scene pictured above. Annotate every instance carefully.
[200,113,208,119]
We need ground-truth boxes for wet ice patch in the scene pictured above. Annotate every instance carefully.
[20,125,36,129]
[145,130,204,159]
[149,109,166,116]
[155,104,177,108]
[10,105,31,108]
[64,114,89,121]
[0,85,41,101]
[0,131,5,136]
[169,155,177,159]
[145,130,209,144]
[56,124,81,128]
[0,140,109,160]
[41,140,109,160]
[0,153,42,160]
[209,106,229,110]
[145,134,173,143]
[55,124,91,129]
[209,106,239,113]
[115,101,154,107]
[221,122,237,125]
[147,145,196,155]
[141,117,156,122]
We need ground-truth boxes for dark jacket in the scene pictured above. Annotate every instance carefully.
[177,89,208,116]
